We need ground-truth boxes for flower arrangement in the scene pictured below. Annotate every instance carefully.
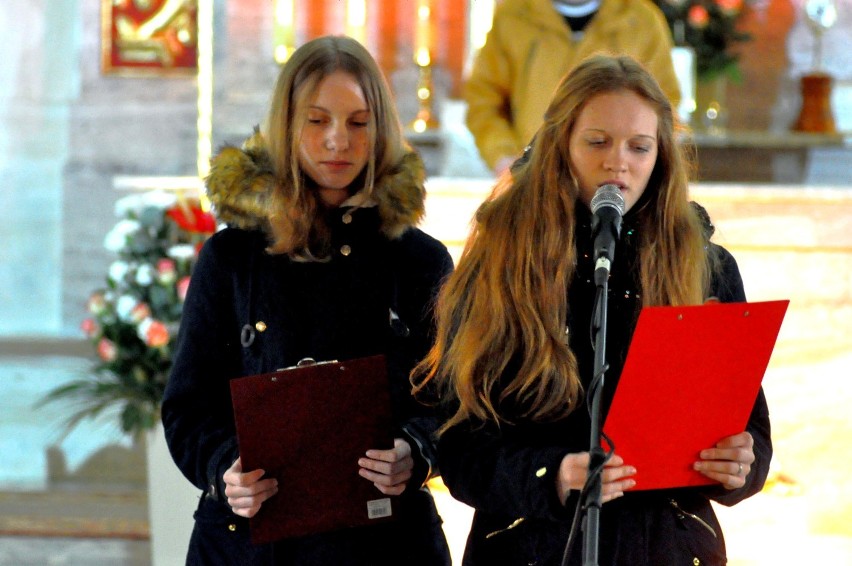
[39,191,216,438]
[656,0,753,82]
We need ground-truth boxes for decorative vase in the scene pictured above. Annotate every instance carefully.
[146,422,200,566]
[792,72,836,134]
[671,45,697,126]
[695,76,728,135]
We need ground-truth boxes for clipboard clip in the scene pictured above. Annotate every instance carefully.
[275,358,340,372]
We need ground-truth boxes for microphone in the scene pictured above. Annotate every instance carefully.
[589,184,625,285]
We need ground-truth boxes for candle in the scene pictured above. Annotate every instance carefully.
[415,0,431,61]
[273,0,295,64]
[346,0,367,45]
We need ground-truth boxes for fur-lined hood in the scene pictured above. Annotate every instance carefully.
[205,131,427,240]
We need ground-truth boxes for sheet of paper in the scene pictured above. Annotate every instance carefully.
[602,300,788,490]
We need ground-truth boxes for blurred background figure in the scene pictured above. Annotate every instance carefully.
[464,0,681,175]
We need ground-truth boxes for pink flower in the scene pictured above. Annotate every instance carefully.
[716,0,743,16]
[177,276,191,302]
[139,318,170,348]
[688,5,710,28]
[130,302,152,323]
[157,258,177,285]
[97,338,117,362]
[87,292,107,315]
[80,318,100,338]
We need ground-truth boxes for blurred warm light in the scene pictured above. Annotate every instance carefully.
[416,47,431,67]
[273,0,295,64]
[346,0,367,44]
[469,0,495,51]
[415,0,431,55]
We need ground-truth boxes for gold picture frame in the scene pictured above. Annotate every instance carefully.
[101,0,198,76]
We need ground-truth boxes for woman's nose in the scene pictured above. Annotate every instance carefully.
[604,148,627,172]
[325,124,349,151]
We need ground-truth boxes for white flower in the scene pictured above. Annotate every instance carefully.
[108,261,130,283]
[116,294,138,322]
[114,191,177,218]
[104,219,141,252]
[168,244,196,261]
[114,194,144,218]
[140,190,179,209]
[135,264,155,286]
[136,317,153,342]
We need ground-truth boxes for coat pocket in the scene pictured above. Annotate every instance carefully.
[187,498,269,566]
[476,516,567,566]
[663,498,727,566]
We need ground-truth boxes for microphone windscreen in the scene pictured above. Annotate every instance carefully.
[590,184,625,216]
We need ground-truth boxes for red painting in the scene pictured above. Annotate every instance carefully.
[101,0,198,75]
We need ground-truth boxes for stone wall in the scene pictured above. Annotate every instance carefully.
[61,0,281,333]
[1,0,851,336]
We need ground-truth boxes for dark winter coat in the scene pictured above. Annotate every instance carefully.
[438,204,772,566]
[161,141,453,565]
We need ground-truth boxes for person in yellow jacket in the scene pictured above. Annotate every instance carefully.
[465,0,681,174]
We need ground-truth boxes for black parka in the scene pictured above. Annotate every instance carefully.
[438,204,772,566]
[161,141,453,565]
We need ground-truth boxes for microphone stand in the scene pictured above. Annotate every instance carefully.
[576,185,623,565]
[582,273,610,566]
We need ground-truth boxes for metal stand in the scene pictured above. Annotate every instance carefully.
[408,52,440,133]
[582,282,610,566]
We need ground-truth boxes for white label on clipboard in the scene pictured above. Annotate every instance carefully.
[367,497,392,519]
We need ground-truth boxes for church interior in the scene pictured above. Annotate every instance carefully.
[1,1,851,564]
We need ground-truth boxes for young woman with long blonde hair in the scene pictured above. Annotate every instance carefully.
[416,54,770,566]
[163,36,452,565]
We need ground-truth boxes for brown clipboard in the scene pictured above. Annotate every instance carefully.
[229,354,396,544]
[602,300,788,490]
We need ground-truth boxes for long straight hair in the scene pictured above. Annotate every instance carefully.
[263,35,405,259]
[415,54,710,430]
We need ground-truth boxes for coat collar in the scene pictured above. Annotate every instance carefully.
[205,130,427,240]
[500,0,637,39]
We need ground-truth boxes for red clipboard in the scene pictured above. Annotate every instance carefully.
[229,355,396,544]
[602,300,788,490]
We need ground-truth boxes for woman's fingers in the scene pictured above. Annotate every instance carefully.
[694,431,755,489]
[358,438,414,495]
[557,452,636,504]
[222,457,279,518]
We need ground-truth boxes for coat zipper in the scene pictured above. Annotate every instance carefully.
[668,499,717,538]
[485,517,526,539]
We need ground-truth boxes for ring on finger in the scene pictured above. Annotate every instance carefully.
[737,462,743,476]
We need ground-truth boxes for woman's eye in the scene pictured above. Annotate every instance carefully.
[306,114,329,124]
[350,121,368,128]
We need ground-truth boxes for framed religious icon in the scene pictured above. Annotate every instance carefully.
[101,0,198,76]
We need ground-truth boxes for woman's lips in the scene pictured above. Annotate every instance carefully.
[322,161,352,172]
